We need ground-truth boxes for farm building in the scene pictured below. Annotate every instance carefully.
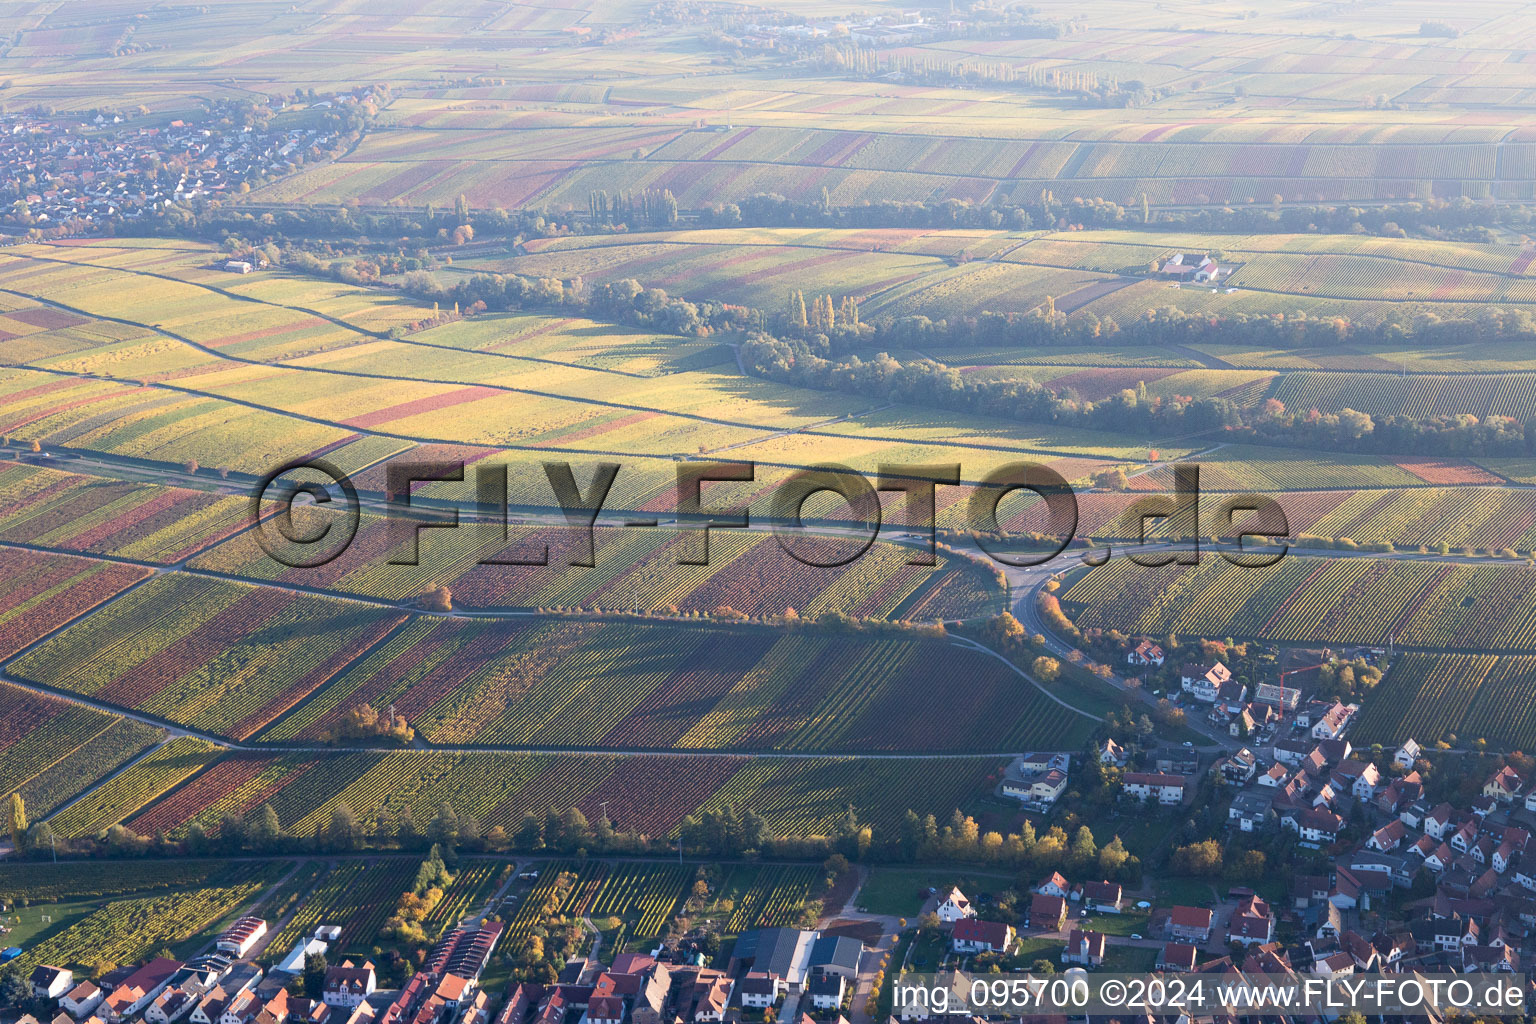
[215,916,267,958]
[1161,253,1219,282]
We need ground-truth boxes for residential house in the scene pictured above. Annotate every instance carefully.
[1218,748,1259,784]
[738,973,783,1010]
[1337,759,1380,800]
[190,987,229,1024]
[1002,755,1070,809]
[1181,661,1232,702]
[101,959,183,1022]
[1292,875,1331,909]
[1036,872,1070,898]
[1060,931,1106,967]
[808,936,861,982]
[951,919,1014,954]
[1272,738,1311,767]
[1028,894,1067,932]
[1311,702,1354,740]
[1098,738,1126,767]
[806,972,845,1011]
[1484,766,1523,804]
[1216,681,1251,716]
[1288,807,1344,847]
[1394,739,1421,769]
[586,998,624,1024]
[321,963,375,1009]
[935,887,976,923]
[1229,896,1275,946]
[1123,772,1185,805]
[1368,820,1407,852]
[1229,791,1274,833]
[1167,906,1213,943]
[1157,943,1197,973]
[61,980,104,1018]
[1081,881,1123,913]
[1377,771,1423,814]
[1127,639,1164,667]
[1315,901,1343,941]
[145,989,196,1024]
[31,966,73,1000]
[687,971,733,1023]
[1463,944,1519,973]
[1313,951,1355,978]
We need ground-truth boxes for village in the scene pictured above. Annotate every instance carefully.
[0,92,374,232]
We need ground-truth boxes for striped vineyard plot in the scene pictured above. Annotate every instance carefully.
[7,573,409,740]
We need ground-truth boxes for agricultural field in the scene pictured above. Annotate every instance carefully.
[44,737,225,839]
[998,482,1536,550]
[248,616,1089,751]
[0,460,249,563]
[0,682,164,818]
[8,860,282,974]
[7,573,410,740]
[0,546,152,661]
[503,859,814,947]
[191,510,1003,621]
[1060,555,1536,652]
[60,748,1004,843]
[1351,653,1536,751]
[1124,446,1429,492]
[5,567,1073,753]
[264,859,420,957]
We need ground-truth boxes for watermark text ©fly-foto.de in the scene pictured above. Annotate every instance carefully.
[249,458,1289,570]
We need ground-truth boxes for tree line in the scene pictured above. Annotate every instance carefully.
[333,256,1536,457]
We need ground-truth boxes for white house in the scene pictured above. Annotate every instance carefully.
[61,979,104,1018]
[806,971,845,1011]
[322,962,376,1009]
[1288,807,1343,848]
[30,966,72,1001]
[1036,871,1070,898]
[1060,930,1106,967]
[737,972,783,1009]
[145,988,197,1024]
[1394,739,1421,769]
[951,919,1014,954]
[1081,881,1122,913]
[1123,771,1185,805]
[1127,639,1164,667]
[1180,662,1231,702]
[936,887,976,923]
[1311,702,1354,740]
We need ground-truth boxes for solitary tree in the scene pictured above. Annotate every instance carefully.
[8,794,25,849]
